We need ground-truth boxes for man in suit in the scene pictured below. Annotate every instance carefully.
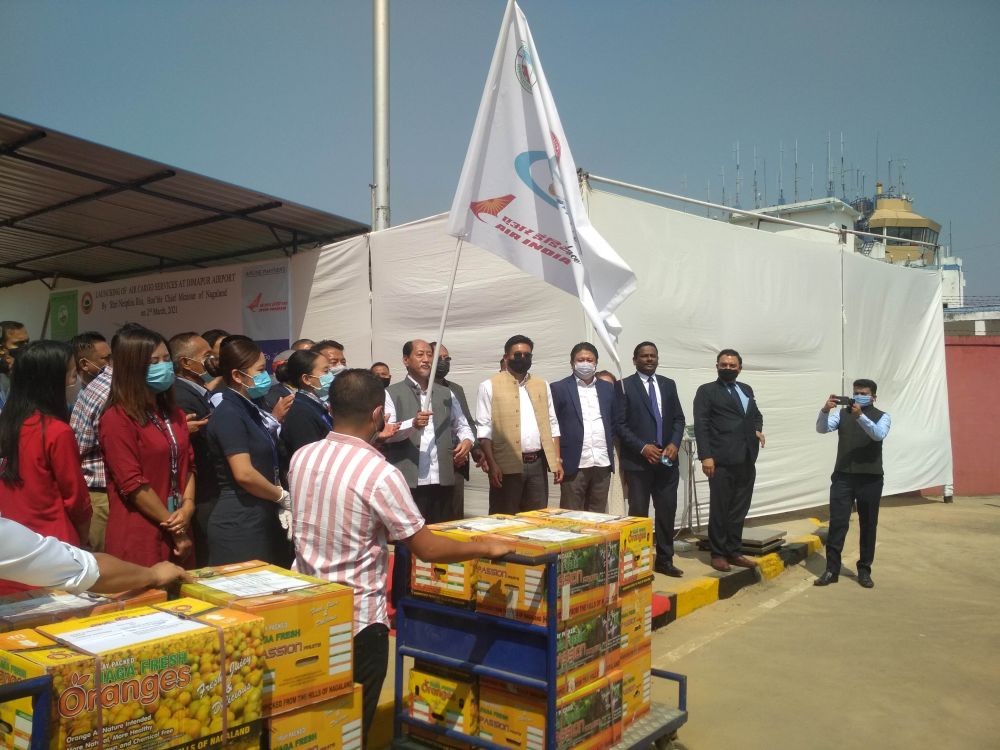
[693,349,765,572]
[615,341,686,577]
[551,342,616,512]
[168,332,217,566]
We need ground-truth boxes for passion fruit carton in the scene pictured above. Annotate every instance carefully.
[618,581,653,657]
[181,560,354,717]
[266,683,363,750]
[517,509,654,587]
[410,516,536,603]
[0,600,264,750]
[474,526,617,625]
[407,663,478,736]
[620,641,652,729]
[478,671,623,750]
[0,587,167,633]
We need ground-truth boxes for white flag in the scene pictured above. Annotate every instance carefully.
[447,0,636,363]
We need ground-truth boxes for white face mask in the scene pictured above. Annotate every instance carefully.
[329,364,347,376]
[573,361,597,380]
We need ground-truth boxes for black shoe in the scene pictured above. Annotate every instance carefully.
[857,571,874,588]
[655,562,684,578]
[814,571,838,586]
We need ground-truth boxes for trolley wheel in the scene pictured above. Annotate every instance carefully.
[654,732,678,750]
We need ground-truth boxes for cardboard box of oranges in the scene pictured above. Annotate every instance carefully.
[181,560,354,716]
[0,587,167,633]
[474,526,617,625]
[517,509,654,588]
[407,663,478,736]
[0,600,264,750]
[410,516,535,602]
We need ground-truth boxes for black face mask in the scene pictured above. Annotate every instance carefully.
[507,353,532,374]
[379,376,391,388]
[717,368,739,383]
[436,359,451,379]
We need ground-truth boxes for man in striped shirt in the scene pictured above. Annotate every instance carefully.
[289,369,512,745]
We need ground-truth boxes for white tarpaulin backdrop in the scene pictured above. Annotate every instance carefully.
[361,187,952,519]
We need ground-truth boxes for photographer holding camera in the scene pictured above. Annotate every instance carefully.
[814,379,891,588]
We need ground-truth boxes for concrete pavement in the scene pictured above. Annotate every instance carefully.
[649,495,1000,749]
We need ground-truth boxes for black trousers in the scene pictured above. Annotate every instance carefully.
[707,462,756,559]
[825,471,883,575]
[488,458,549,514]
[354,622,389,748]
[626,463,679,562]
[411,483,459,525]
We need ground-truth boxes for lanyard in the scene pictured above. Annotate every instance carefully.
[147,410,180,510]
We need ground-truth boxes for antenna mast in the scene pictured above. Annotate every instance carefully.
[734,142,742,208]
[752,145,760,209]
[793,139,799,202]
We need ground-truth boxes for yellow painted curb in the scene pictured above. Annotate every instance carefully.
[674,577,719,619]
[756,552,785,581]
[790,533,824,555]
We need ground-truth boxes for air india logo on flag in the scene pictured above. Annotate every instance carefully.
[469,194,516,223]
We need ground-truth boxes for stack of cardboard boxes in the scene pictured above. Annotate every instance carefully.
[0,560,365,750]
[404,510,656,750]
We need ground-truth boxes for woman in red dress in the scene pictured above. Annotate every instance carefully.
[0,341,93,594]
[100,327,196,567]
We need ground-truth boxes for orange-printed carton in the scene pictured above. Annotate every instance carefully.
[620,641,652,728]
[0,587,167,633]
[266,683,363,750]
[478,672,623,750]
[0,601,264,750]
[410,516,535,602]
[407,663,478,736]
[518,509,654,587]
[618,581,653,657]
[181,561,354,717]
[474,526,617,625]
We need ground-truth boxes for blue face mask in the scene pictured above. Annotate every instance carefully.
[146,362,176,393]
[853,394,872,408]
[314,372,334,402]
[241,370,272,400]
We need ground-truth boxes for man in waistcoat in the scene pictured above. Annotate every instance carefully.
[814,379,891,589]
[384,339,475,524]
[476,335,563,514]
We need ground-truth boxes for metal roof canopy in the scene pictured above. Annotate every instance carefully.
[0,113,369,289]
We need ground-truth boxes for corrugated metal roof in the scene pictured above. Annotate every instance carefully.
[0,113,369,288]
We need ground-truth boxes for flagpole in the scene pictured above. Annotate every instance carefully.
[424,238,464,410]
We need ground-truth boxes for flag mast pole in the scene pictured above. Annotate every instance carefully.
[424,238,464,409]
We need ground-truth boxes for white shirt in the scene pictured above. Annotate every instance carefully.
[576,377,610,468]
[0,513,101,593]
[816,408,892,441]
[476,374,560,453]
[638,371,662,415]
[384,377,475,485]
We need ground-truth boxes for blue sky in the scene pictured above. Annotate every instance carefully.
[2,0,998,295]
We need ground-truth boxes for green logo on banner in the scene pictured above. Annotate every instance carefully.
[48,290,79,341]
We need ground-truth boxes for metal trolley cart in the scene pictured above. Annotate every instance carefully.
[392,550,688,750]
[0,674,53,750]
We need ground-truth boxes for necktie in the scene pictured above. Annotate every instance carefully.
[728,383,745,414]
[647,377,662,441]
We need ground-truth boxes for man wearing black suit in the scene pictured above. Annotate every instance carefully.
[168,332,219,566]
[615,342,686,577]
[693,349,765,572]
[551,343,616,512]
